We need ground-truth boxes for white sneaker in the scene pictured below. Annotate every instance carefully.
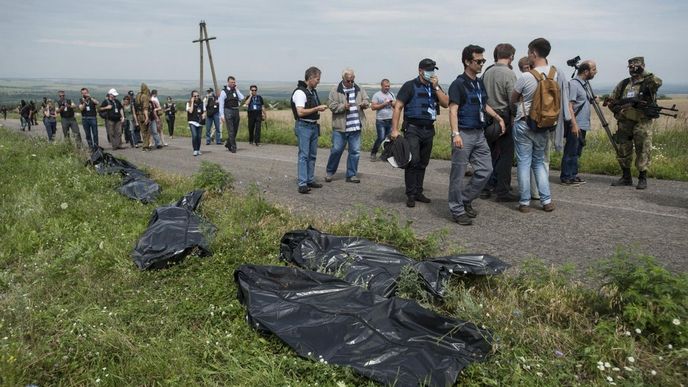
[193,150,198,156]
[197,150,202,155]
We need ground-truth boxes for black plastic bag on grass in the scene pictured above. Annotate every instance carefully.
[132,190,216,270]
[87,146,142,176]
[117,174,161,203]
[280,228,509,298]
[235,264,494,387]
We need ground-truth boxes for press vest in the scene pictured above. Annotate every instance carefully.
[58,99,75,118]
[187,100,203,122]
[223,86,240,109]
[82,98,98,117]
[247,95,263,112]
[206,96,218,116]
[290,81,320,121]
[455,74,486,129]
[403,78,437,123]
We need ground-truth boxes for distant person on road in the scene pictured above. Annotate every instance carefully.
[291,66,328,194]
[607,56,663,190]
[43,99,57,142]
[219,76,245,153]
[135,83,155,151]
[29,101,38,125]
[150,89,167,147]
[186,90,206,156]
[390,58,449,208]
[560,60,597,186]
[56,91,82,146]
[326,68,370,183]
[122,95,137,147]
[79,87,100,150]
[99,89,125,150]
[244,85,266,146]
[19,100,31,131]
[447,44,504,226]
[163,96,177,139]
[1,106,7,120]
[204,88,221,145]
[370,78,395,161]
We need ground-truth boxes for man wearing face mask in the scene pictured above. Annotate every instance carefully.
[607,57,662,189]
[391,58,449,208]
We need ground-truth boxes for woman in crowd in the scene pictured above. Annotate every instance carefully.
[164,96,176,139]
[122,95,138,147]
[150,89,167,146]
[186,90,205,156]
[43,99,57,141]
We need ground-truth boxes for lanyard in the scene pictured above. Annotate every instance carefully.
[472,80,483,111]
[424,85,434,110]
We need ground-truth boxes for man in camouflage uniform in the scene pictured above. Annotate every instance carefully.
[607,57,662,189]
[135,83,153,151]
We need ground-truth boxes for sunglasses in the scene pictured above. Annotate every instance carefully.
[250,89,257,92]
[472,59,487,65]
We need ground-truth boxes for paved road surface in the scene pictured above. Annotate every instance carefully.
[4,119,687,274]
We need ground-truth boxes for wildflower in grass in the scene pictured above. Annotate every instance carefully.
[673,318,681,325]
[607,376,614,382]
[627,356,635,363]
[604,362,611,368]
[650,370,657,376]
[668,344,673,349]
[624,366,633,372]
[635,328,642,334]
[612,367,620,372]
[60,202,68,209]
[624,331,631,336]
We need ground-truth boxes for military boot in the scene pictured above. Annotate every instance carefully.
[636,171,647,190]
[611,168,633,186]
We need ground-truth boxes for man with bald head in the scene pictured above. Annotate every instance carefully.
[560,60,597,185]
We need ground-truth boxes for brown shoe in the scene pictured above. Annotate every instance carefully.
[543,203,555,212]
[518,204,531,213]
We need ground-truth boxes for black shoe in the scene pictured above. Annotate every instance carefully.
[307,182,323,188]
[255,143,260,147]
[636,171,647,190]
[611,176,633,186]
[298,186,310,194]
[479,189,492,199]
[416,193,431,203]
[561,179,582,186]
[156,145,163,149]
[495,192,519,202]
[346,176,360,183]
[463,201,477,218]
[406,197,416,208]
[452,213,473,225]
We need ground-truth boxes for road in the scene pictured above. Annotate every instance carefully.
[4,118,687,274]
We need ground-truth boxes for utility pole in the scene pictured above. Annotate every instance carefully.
[192,21,219,95]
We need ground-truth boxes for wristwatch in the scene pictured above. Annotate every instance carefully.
[451,131,460,137]
[435,86,441,91]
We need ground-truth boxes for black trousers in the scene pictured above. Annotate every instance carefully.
[247,110,262,144]
[403,123,435,198]
[487,129,515,196]
[166,116,175,136]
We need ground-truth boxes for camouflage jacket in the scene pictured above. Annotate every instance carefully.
[610,71,662,122]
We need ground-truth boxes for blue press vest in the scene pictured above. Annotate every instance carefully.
[403,79,436,122]
[248,95,263,112]
[456,74,486,130]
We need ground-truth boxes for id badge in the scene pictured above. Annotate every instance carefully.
[86,106,90,112]
[427,107,436,120]
[626,90,636,98]
[480,111,485,123]
[115,108,118,113]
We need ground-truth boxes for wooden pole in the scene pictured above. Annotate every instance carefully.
[202,24,219,95]
[192,21,217,94]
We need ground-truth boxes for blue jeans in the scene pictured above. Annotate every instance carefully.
[560,128,587,181]
[45,119,56,141]
[513,119,551,205]
[294,120,319,187]
[82,116,99,150]
[372,119,392,155]
[205,113,221,144]
[189,123,202,151]
[326,130,361,178]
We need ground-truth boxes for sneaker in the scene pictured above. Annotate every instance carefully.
[463,201,477,218]
[346,176,361,183]
[416,193,431,203]
[370,154,378,162]
[495,192,519,202]
[307,182,323,188]
[193,150,198,156]
[298,186,310,194]
[452,213,473,226]
[197,150,202,156]
[324,175,333,183]
[573,176,586,184]
[560,179,581,186]
[156,145,163,149]
[206,141,211,145]
[518,204,531,213]
[543,203,555,212]
[163,142,168,146]
[406,197,416,208]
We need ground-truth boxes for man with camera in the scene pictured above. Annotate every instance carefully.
[79,88,99,150]
[99,89,125,150]
[561,60,597,186]
[56,90,82,146]
[606,57,662,189]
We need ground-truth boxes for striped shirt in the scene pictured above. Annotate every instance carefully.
[342,86,361,132]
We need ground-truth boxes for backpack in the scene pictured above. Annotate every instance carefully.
[381,136,411,169]
[526,66,560,132]
[98,100,109,119]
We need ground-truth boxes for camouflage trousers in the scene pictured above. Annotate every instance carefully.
[138,118,151,149]
[615,120,652,172]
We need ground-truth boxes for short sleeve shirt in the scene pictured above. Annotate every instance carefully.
[372,91,394,120]
[569,77,591,130]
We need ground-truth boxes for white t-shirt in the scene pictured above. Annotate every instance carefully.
[292,89,307,107]
[514,65,559,120]
[372,91,395,120]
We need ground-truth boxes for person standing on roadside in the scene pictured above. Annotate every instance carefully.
[1,106,7,120]
[244,85,266,146]
[43,99,57,142]
[370,78,395,161]
[390,58,449,208]
[99,88,124,150]
[150,89,167,147]
[291,66,328,194]
[325,68,370,183]
[164,96,177,139]
[135,83,154,151]
[204,88,221,145]
[219,76,245,153]
[19,100,31,131]
[56,90,82,146]
[122,95,137,148]
[186,90,206,156]
[79,87,100,150]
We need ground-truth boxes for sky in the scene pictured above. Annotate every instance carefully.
[2,0,686,88]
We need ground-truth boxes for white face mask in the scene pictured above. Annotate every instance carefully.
[422,70,435,81]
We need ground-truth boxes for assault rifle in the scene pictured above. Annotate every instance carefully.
[604,97,679,119]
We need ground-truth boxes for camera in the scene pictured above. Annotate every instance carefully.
[566,55,581,68]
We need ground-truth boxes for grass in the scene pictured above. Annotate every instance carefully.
[1,126,687,386]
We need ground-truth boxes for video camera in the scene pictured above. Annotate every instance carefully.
[566,56,581,68]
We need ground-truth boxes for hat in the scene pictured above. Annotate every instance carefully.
[107,88,119,96]
[628,56,645,67]
[207,88,214,92]
[418,58,438,71]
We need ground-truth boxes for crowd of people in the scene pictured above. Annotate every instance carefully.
[289,37,663,226]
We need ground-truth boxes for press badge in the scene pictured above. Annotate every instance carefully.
[86,106,90,111]
[626,90,636,98]
[427,107,436,120]
[480,111,485,123]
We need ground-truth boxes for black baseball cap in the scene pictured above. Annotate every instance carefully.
[207,88,214,92]
[418,58,438,70]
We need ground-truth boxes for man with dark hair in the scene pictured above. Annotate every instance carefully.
[510,37,575,213]
[79,87,100,150]
[391,58,449,208]
[204,88,221,145]
[99,88,125,150]
[607,57,662,189]
[291,67,328,194]
[448,45,505,225]
[219,76,245,153]
[481,43,518,202]
[56,90,83,146]
[244,85,266,146]
[561,60,597,185]
[370,78,395,161]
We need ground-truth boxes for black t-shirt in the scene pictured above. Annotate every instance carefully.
[81,97,98,117]
[100,99,123,121]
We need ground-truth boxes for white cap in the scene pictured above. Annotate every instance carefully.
[107,88,119,96]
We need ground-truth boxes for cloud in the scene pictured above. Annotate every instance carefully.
[35,39,140,49]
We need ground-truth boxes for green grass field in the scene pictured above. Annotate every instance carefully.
[0,127,686,386]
